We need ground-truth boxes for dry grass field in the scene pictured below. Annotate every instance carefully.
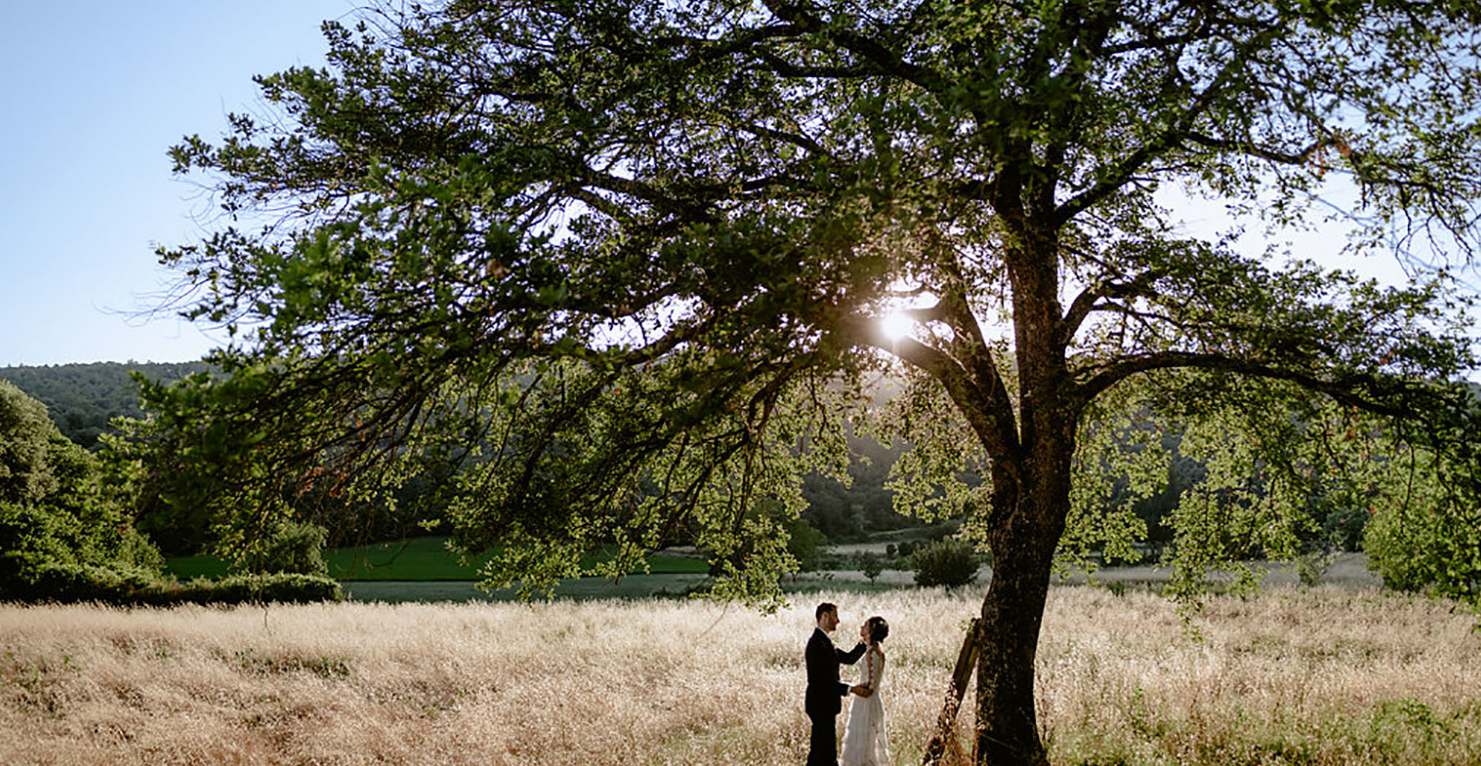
[2,585,1478,766]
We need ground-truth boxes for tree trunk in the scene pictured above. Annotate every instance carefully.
[971,525,1056,766]
[970,435,1071,766]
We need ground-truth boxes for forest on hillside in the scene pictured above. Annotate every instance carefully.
[0,362,210,449]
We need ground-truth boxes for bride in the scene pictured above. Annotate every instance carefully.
[841,616,890,766]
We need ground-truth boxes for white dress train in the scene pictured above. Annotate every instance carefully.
[840,647,889,766]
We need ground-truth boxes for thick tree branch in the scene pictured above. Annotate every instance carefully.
[838,314,1022,475]
[937,285,1023,461]
[1180,131,1324,165]
[762,0,942,90]
[1060,269,1164,346]
[1077,350,1426,418]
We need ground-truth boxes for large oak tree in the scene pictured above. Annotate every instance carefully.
[143,1,1481,763]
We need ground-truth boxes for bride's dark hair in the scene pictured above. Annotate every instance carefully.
[866,615,889,644]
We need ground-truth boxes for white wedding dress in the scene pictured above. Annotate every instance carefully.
[840,647,889,766]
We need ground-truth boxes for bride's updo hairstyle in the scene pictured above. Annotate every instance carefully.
[866,616,889,644]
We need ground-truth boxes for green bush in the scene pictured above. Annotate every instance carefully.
[10,559,166,603]
[248,520,330,576]
[911,538,981,589]
[0,383,341,607]
[1364,493,1480,596]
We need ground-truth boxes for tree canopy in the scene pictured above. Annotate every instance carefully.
[144,1,1481,763]
[0,379,60,504]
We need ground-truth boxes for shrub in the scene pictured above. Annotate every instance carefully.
[0,385,341,606]
[911,538,980,589]
[1,558,342,605]
[1364,495,1479,595]
[247,520,330,576]
[4,559,164,603]
[186,573,343,604]
[1295,547,1336,587]
[0,499,167,600]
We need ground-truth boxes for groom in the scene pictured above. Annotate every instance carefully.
[805,602,867,766]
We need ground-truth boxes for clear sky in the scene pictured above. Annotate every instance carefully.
[0,0,358,366]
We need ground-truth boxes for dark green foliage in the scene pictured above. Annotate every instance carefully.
[246,520,329,577]
[0,380,57,503]
[0,381,169,602]
[5,559,169,603]
[7,560,341,605]
[177,573,343,605]
[0,372,341,606]
[911,539,981,589]
[801,434,911,539]
[784,516,828,573]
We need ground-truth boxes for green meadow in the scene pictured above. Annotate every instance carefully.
[164,535,711,582]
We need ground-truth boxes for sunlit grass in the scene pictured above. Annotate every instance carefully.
[2,586,1477,765]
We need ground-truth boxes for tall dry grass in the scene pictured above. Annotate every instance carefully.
[1,585,1477,765]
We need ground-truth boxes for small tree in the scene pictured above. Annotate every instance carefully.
[786,516,828,573]
[912,539,980,589]
[858,552,884,584]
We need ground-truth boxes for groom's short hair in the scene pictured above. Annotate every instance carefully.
[816,602,837,620]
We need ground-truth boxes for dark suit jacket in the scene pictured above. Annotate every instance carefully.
[804,627,866,717]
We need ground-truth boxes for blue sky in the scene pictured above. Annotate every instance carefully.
[0,0,356,366]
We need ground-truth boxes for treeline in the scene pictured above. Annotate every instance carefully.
[0,378,340,604]
[0,362,211,449]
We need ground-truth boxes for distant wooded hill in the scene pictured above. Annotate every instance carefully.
[0,361,211,449]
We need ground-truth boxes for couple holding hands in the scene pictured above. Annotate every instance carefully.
[804,602,891,766]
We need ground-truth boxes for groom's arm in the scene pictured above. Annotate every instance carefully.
[807,635,847,696]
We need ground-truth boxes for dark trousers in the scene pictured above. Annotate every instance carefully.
[806,710,836,766]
